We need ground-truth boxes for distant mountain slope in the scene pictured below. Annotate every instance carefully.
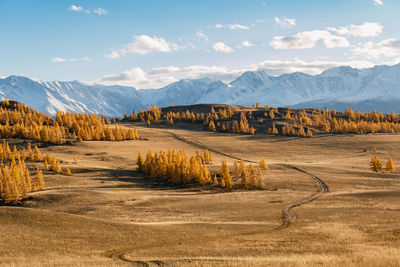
[1,63,400,116]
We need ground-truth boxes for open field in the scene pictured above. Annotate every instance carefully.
[0,125,399,266]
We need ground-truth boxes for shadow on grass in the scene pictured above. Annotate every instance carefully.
[71,167,226,194]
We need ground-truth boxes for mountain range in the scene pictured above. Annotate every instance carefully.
[1,63,400,117]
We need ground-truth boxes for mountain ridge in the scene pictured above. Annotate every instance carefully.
[1,63,400,116]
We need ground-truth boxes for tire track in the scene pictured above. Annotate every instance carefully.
[167,131,257,163]
[107,130,329,265]
[165,131,329,229]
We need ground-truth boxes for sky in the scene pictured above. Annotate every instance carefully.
[0,0,399,89]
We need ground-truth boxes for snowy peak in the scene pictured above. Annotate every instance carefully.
[1,63,400,115]
[230,70,272,89]
[320,66,360,77]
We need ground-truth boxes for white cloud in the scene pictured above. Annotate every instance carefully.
[352,39,400,59]
[69,5,86,12]
[96,67,150,86]
[274,17,296,28]
[328,22,383,37]
[214,23,251,30]
[270,30,349,49]
[195,31,209,41]
[254,58,374,76]
[69,5,107,15]
[105,51,121,59]
[240,40,254,48]
[213,42,235,53]
[125,35,173,55]
[374,0,384,5]
[95,65,248,88]
[51,56,90,63]
[148,66,181,75]
[93,8,107,15]
[93,58,381,89]
[228,24,250,30]
[105,35,179,58]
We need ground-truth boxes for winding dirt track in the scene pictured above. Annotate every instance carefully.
[107,131,329,265]
[165,132,329,230]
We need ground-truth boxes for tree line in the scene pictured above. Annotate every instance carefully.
[125,104,400,138]
[0,99,140,144]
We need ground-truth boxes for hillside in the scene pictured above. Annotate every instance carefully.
[122,104,400,137]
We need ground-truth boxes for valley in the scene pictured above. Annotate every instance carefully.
[1,121,399,266]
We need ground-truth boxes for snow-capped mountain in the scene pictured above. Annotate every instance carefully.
[1,63,400,116]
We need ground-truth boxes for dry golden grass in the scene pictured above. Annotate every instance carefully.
[0,125,399,266]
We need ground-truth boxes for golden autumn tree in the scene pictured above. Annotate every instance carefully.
[212,174,219,185]
[35,167,44,190]
[385,157,395,172]
[136,152,144,171]
[34,145,42,161]
[240,164,248,189]
[370,156,382,172]
[64,167,72,176]
[209,121,216,132]
[259,158,268,169]
[248,164,256,188]
[233,160,240,177]
[220,160,232,189]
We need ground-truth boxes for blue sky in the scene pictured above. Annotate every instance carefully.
[0,0,399,88]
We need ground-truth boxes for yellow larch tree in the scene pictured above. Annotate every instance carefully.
[370,156,382,172]
[220,160,232,189]
[385,157,395,172]
[259,158,268,169]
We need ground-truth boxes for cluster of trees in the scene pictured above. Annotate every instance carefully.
[126,103,400,138]
[233,159,266,189]
[127,105,162,125]
[0,99,140,144]
[0,141,71,203]
[370,156,395,172]
[137,149,213,185]
[0,156,44,203]
[292,108,400,135]
[55,111,139,142]
[5,141,70,174]
[228,113,255,134]
[280,124,313,137]
[127,105,257,135]
[136,149,267,190]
